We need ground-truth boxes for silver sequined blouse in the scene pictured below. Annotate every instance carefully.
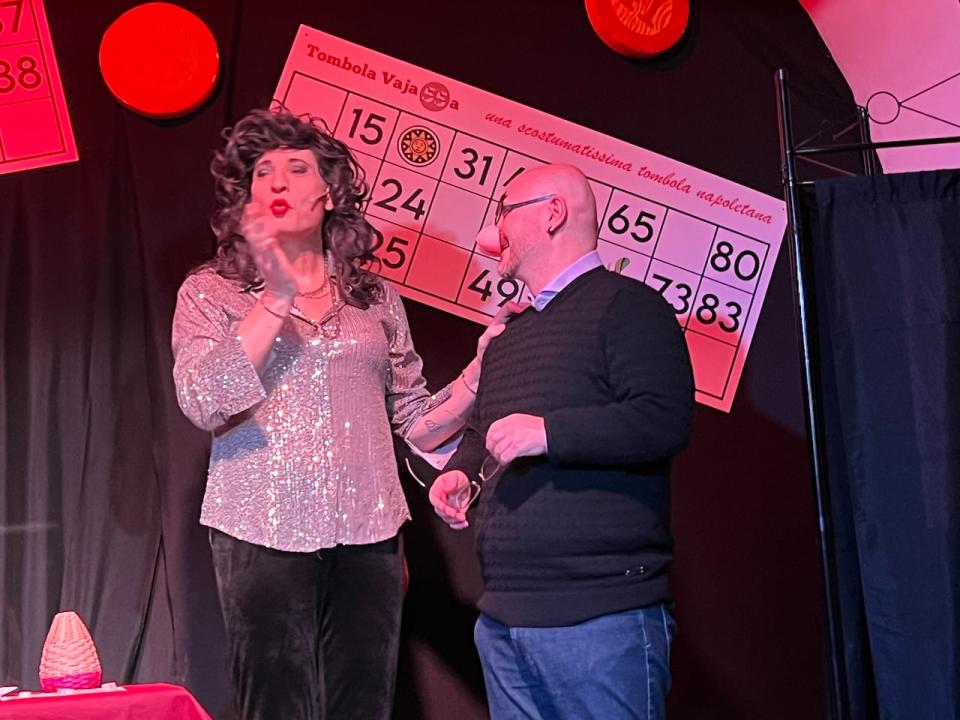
[171,269,448,552]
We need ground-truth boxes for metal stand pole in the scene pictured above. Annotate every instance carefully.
[775,67,850,720]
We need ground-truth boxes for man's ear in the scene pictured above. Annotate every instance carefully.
[547,195,568,235]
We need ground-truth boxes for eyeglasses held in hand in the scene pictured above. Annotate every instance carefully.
[404,454,503,511]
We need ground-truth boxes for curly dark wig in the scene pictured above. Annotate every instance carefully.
[204,107,382,308]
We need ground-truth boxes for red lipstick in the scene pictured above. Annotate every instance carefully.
[270,199,291,217]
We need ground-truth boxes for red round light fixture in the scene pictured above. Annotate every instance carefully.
[99,3,219,119]
[585,0,690,58]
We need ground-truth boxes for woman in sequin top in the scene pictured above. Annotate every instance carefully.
[171,109,488,720]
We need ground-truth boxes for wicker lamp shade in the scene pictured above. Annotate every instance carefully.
[38,611,103,691]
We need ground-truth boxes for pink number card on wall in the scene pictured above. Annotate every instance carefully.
[274,26,787,412]
[0,0,78,176]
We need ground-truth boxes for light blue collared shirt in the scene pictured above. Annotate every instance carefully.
[531,250,604,311]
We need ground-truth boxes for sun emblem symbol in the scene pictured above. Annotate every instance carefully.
[398,126,439,166]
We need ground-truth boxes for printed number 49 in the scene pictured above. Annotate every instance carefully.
[468,269,519,307]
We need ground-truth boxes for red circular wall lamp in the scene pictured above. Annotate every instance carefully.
[99,3,219,119]
[585,0,690,58]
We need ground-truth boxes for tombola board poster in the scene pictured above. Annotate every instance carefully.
[0,0,77,175]
[274,25,787,413]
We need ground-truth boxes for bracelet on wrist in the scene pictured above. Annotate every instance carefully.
[260,299,288,320]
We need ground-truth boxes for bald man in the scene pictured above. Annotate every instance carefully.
[430,164,694,719]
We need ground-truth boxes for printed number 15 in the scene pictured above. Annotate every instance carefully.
[348,108,386,145]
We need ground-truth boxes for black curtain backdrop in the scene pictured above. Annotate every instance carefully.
[0,2,858,718]
[808,171,960,720]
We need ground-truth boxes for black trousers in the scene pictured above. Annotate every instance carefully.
[209,529,404,720]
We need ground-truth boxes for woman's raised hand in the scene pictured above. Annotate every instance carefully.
[242,201,297,301]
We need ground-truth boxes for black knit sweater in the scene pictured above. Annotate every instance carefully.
[449,266,694,627]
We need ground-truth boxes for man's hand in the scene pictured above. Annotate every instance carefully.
[429,470,472,529]
[486,413,547,464]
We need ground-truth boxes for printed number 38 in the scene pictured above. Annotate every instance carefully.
[0,56,42,93]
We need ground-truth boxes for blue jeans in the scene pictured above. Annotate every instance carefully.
[474,604,675,720]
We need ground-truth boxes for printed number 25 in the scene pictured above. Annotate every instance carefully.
[371,229,409,270]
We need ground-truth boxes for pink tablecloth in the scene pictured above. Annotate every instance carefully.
[0,683,211,720]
